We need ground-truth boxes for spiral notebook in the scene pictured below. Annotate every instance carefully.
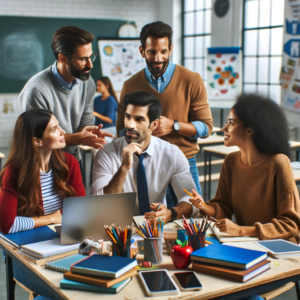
[45,254,86,273]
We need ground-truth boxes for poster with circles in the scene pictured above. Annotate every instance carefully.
[206,47,241,100]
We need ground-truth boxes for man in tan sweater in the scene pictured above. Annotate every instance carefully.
[116,21,213,204]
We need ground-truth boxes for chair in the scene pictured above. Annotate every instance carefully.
[259,282,295,300]
[14,278,38,300]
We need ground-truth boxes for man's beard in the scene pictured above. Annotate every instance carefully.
[67,60,91,81]
[146,57,169,75]
[124,127,147,144]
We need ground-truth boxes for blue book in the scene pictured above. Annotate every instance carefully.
[71,254,138,279]
[1,226,59,248]
[45,254,86,273]
[60,277,131,293]
[190,244,267,270]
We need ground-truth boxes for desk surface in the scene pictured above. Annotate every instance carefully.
[78,145,92,151]
[2,239,300,300]
[198,135,224,145]
[212,127,222,133]
[0,152,4,158]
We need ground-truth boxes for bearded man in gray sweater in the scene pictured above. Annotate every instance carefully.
[19,26,113,164]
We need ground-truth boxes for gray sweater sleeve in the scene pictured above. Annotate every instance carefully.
[19,86,52,112]
[78,79,95,128]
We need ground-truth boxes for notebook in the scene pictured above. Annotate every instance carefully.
[64,268,137,288]
[45,254,86,273]
[21,238,80,258]
[209,222,259,243]
[192,260,271,282]
[0,226,59,248]
[255,240,300,258]
[190,243,267,269]
[71,254,138,278]
[60,277,131,293]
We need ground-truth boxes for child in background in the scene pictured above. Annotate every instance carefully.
[93,77,118,136]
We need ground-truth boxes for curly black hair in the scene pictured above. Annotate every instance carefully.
[140,21,173,50]
[232,93,290,158]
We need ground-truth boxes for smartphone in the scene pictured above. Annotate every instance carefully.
[139,269,179,296]
[174,271,203,291]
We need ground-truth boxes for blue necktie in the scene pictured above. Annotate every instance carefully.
[136,153,150,215]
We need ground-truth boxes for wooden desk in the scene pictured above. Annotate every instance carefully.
[0,152,4,170]
[203,143,300,199]
[2,238,300,300]
[197,136,224,154]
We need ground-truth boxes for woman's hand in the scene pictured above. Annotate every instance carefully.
[214,218,241,236]
[188,189,206,209]
[188,189,215,216]
[49,210,62,224]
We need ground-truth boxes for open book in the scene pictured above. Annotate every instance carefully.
[209,222,259,243]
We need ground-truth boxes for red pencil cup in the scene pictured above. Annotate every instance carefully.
[187,234,205,251]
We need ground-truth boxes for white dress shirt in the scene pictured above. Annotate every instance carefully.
[91,136,198,216]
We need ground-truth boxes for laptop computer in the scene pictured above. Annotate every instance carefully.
[60,192,136,245]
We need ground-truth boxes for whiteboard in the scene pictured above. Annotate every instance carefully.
[98,39,146,91]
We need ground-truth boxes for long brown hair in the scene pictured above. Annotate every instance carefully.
[98,76,118,104]
[0,109,76,217]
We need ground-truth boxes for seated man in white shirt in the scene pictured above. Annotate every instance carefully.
[91,91,198,222]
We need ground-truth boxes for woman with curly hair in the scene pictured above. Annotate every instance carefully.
[0,109,85,300]
[190,93,300,244]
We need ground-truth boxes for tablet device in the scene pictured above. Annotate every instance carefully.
[139,270,179,296]
[255,239,300,258]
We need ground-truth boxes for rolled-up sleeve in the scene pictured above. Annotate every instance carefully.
[170,148,198,216]
[91,149,115,195]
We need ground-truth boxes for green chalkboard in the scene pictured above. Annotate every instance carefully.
[0,16,129,93]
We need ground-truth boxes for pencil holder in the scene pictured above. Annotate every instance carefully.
[144,237,163,264]
[112,243,131,258]
[177,229,188,242]
[187,233,205,251]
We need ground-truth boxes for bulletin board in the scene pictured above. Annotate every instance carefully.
[98,38,146,91]
[281,1,300,113]
[206,47,241,107]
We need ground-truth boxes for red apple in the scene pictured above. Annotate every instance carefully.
[170,240,193,269]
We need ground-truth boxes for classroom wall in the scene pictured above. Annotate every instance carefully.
[0,0,159,32]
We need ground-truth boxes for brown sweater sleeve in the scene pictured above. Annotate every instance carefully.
[189,73,213,137]
[206,161,234,219]
[116,81,128,137]
[255,156,300,241]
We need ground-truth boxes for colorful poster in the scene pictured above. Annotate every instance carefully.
[206,47,241,101]
[281,1,300,113]
[98,39,146,91]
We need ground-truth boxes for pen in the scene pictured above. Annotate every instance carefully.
[183,188,207,207]
[156,204,161,212]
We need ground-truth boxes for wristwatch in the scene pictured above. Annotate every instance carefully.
[170,208,177,221]
[173,120,181,132]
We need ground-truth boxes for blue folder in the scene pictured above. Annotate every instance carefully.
[1,226,59,248]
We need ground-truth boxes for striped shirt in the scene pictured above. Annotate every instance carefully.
[9,170,63,233]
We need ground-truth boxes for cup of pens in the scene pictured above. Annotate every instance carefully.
[144,237,163,264]
[181,215,210,251]
[104,223,132,258]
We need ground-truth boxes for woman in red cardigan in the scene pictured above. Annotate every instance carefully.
[0,109,86,234]
[0,109,86,299]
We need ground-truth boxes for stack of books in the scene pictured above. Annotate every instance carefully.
[60,254,138,293]
[191,244,270,282]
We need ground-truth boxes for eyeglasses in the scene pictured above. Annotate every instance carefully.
[67,53,97,66]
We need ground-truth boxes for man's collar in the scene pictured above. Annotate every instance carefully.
[52,61,78,90]
[145,60,174,82]
[122,136,155,157]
